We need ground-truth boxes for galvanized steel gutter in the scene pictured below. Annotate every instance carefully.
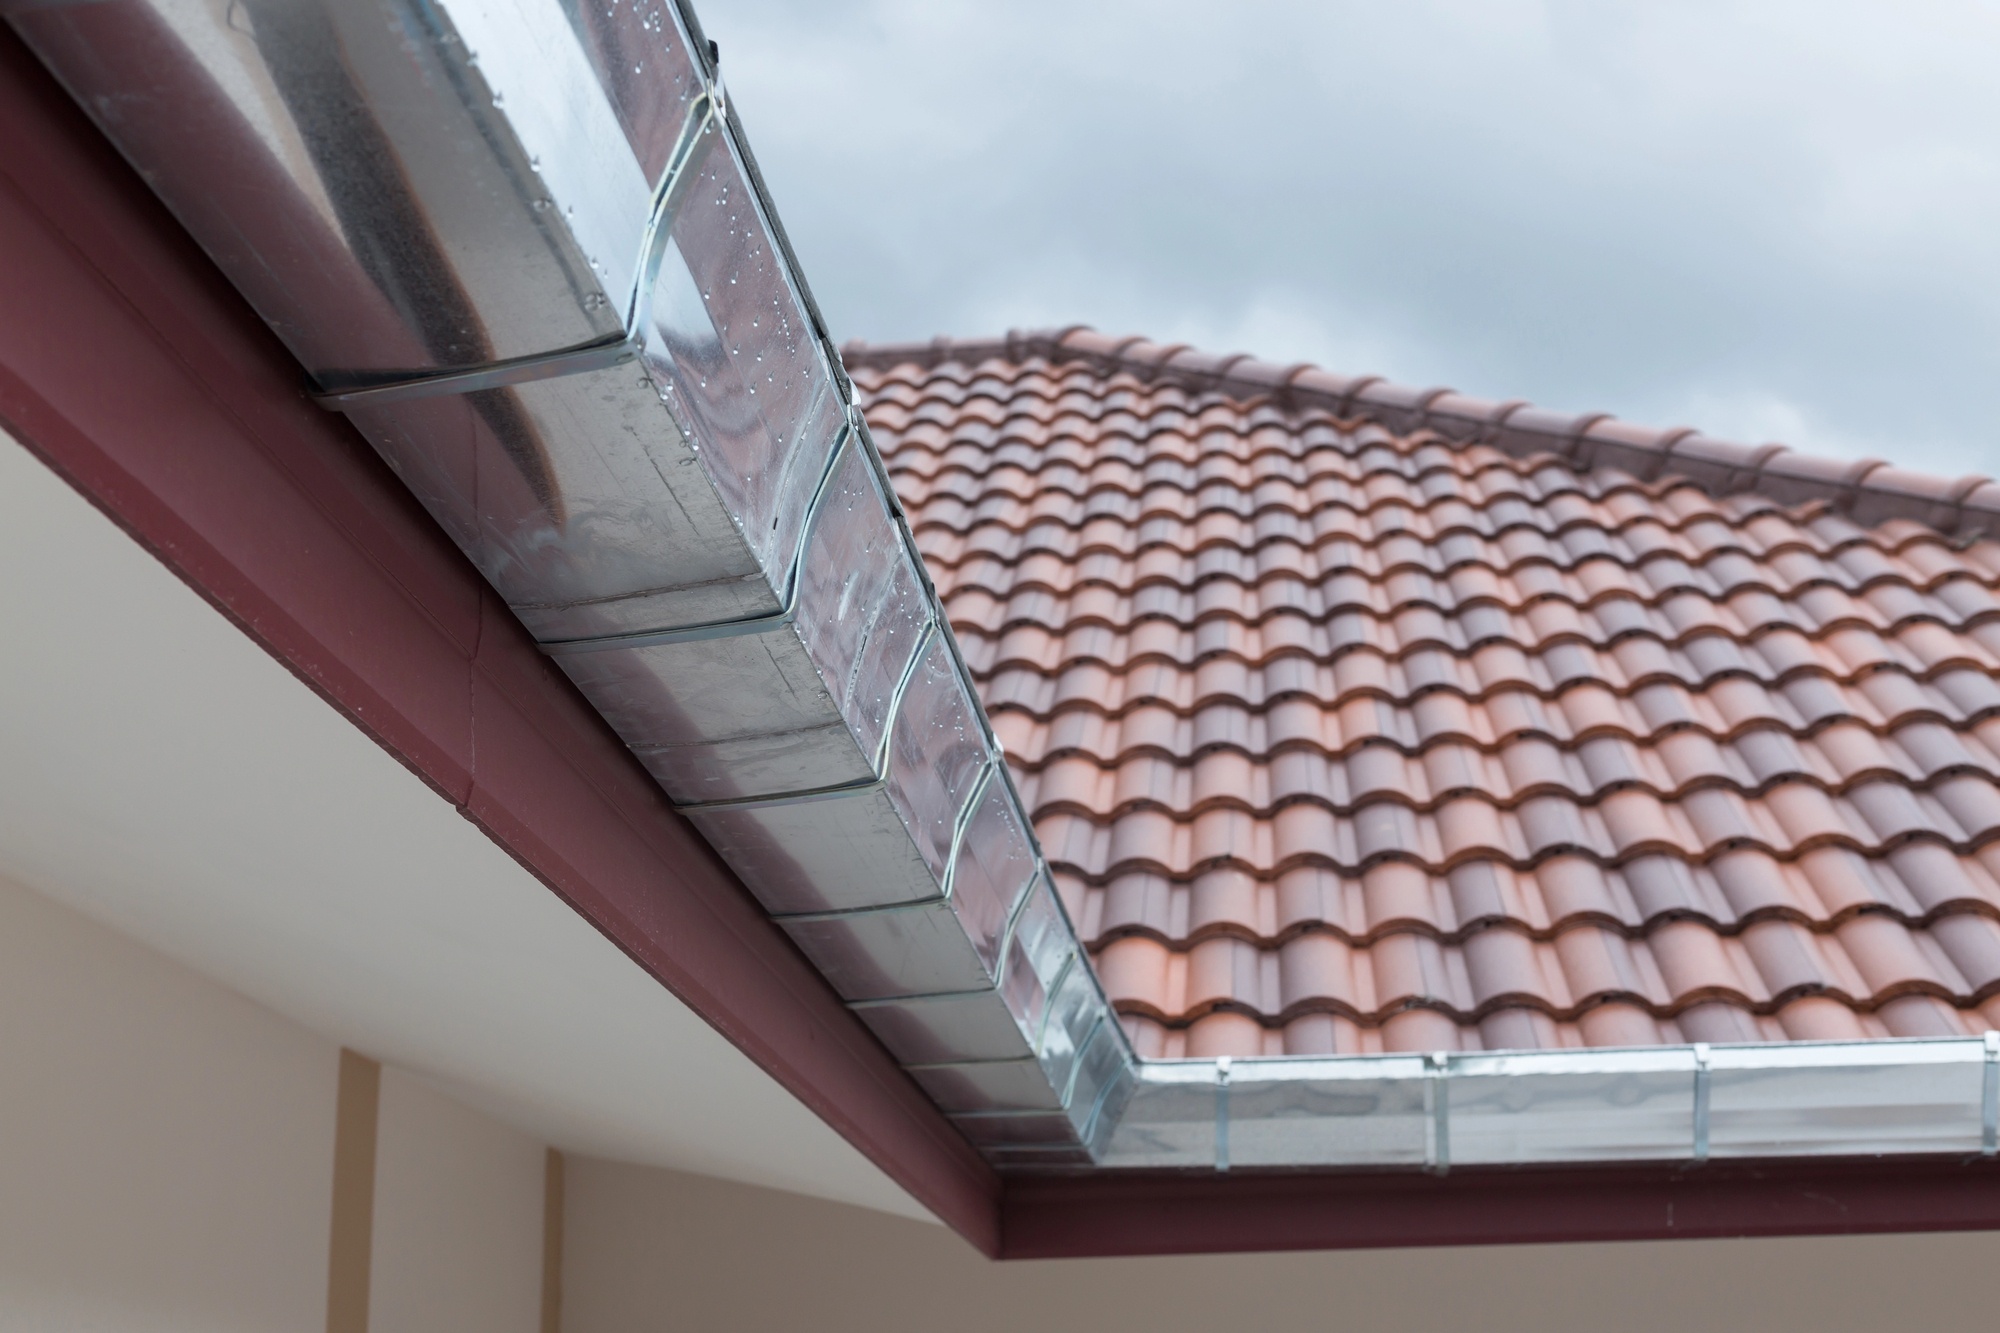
[9,0,1127,1166]
[13,0,1998,1179]
[1117,1035,2000,1172]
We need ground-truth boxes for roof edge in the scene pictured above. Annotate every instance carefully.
[841,327,2000,538]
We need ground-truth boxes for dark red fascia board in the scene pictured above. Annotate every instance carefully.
[9,26,2000,1262]
[0,29,1000,1254]
[1001,1156,2000,1258]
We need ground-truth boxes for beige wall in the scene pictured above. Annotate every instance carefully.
[0,871,552,1333]
[562,1155,2000,1333]
[372,1067,548,1333]
[0,871,340,1333]
[10,856,2000,1333]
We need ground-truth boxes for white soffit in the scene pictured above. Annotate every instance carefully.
[0,431,932,1224]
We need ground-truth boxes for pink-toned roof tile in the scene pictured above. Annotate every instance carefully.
[846,329,2000,1058]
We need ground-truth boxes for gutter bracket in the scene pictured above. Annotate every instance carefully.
[1214,1055,1231,1173]
[1691,1042,1712,1167]
[1424,1051,1450,1176]
[1983,1031,1999,1158]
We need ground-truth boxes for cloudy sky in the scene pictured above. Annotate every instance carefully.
[699,0,2000,478]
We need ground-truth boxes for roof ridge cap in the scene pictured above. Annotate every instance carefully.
[839,330,1997,538]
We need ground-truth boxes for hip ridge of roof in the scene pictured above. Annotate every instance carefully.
[841,327,1999,538]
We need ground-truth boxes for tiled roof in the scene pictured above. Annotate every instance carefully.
[846,328,2000,1060]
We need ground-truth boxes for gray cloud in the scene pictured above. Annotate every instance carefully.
[701,0,2000,475]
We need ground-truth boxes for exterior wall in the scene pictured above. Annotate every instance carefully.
[371,1067,548,1333]
[0,871,553,1332]
[562,1156,2000,1333]
[9,843,2000,1333]
[0,870,340,1333]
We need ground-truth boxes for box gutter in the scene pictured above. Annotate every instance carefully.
[1101,1036,2000,1173]
[8,0,1130,1165]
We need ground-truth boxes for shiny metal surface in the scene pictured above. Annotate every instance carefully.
[756,763,1030,979]
[996,877,1074,1046]
[640,225,841,587]
[1705,1038,1990,1158]
[882,637,991,880]
[961,1023,1134,1162]
[344,363,770,639]
[689,777,931,915]
[11,0,1130,1165]
[942,768,1038,975]
[850,990,1039,1066]
[544,428,915,803]
[1985,1031,2000,1156]
[15,0,636,377]
[1100,1038,2000,1170]
[781,898,998,1001]
[789,444,937,780]
[314,333,639,408]
[910,1058,1068,1115]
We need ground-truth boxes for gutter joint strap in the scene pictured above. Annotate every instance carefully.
[1214,1056,1231,1174]
[1425,1051,1450,1176]
[1691,1042,1712,1166]
[1983,1031,1998,1158]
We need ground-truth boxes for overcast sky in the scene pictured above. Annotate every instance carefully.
[700,1,2000,477]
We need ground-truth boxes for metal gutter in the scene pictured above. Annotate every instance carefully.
[15,0,2000,1187]
[0,36,999,1247]
[7,0,1128,1165]
[1105,1036,2000,1172]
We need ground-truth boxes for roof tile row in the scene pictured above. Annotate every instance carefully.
[1015,723,2000,815]
[1030,776,2000,880]
[1061,843,2000,944]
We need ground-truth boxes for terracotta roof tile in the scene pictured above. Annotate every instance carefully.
[849,332,2000,1056]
